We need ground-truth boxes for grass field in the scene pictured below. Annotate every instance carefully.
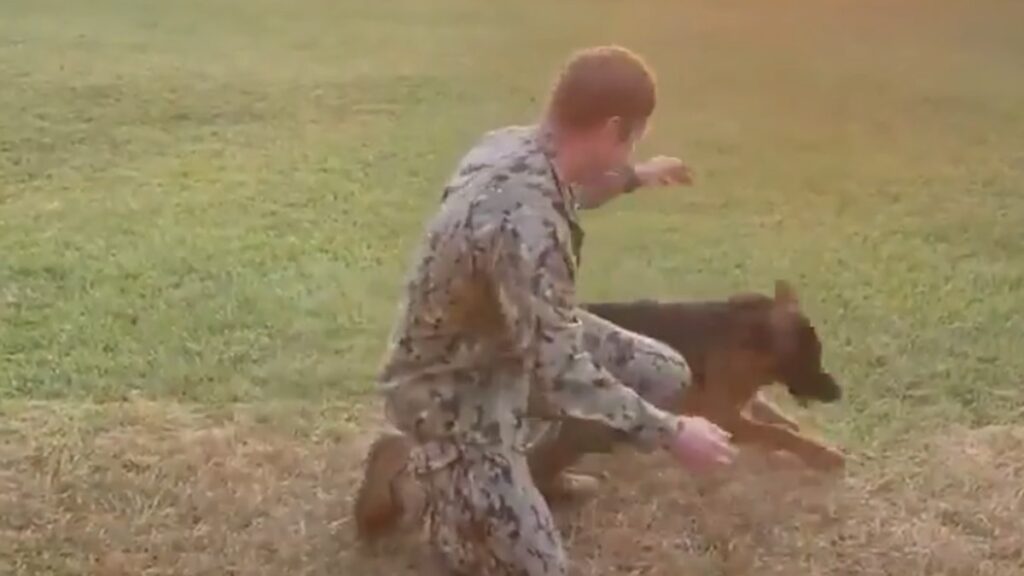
[1,0,1023,574]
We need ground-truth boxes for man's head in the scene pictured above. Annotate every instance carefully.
[546,46,656,183]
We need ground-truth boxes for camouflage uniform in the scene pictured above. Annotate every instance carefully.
[379,125,690,576]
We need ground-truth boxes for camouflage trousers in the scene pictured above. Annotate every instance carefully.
[578,308,690,414]
[422,310,690,576]
[423,446,565,575]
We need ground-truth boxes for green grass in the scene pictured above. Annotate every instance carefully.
[3,1,1024,574]
[3,0,1024,441]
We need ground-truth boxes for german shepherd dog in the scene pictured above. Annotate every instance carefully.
[584,280,845,471]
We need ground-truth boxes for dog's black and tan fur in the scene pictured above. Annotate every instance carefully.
[585,280,844,470]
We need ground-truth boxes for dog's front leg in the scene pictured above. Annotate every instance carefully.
[748,393,800,431]
[729,418,845,471]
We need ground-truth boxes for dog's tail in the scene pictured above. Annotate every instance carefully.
[353,431,420,542]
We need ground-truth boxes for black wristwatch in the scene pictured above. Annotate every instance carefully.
[622,165,642,195]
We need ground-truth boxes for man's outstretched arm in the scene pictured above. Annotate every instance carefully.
[575,156,693,209]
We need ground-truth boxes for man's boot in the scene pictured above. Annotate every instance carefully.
[353,432,425,542]
[535,470,602,503]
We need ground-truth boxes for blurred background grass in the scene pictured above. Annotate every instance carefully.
[2,0,1022,450]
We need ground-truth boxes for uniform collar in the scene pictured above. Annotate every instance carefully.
[533,123,580,212]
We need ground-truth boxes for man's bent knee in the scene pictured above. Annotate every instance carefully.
[634,351,689,411]
[579,310,692,411]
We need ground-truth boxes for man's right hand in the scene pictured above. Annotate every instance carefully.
[634,156,694,188]
[669,416,737,472]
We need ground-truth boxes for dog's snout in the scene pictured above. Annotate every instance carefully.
[819,374,841,401]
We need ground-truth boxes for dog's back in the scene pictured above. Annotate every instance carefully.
[583,299,754,384]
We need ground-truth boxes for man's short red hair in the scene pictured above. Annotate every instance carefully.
[547,46,657,134]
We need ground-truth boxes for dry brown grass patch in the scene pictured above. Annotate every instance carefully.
[568,427,1023,575]
[0,401,1021,576]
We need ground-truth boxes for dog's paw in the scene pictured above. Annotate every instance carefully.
[810,446,846,471]
[779,419,801,432]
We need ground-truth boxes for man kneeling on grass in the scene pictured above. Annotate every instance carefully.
[374,46,736,575]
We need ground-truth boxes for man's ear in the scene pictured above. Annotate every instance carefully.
[774,279,799,306]
[605,115,630,142]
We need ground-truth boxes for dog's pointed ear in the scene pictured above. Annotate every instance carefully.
[774,280,799,306]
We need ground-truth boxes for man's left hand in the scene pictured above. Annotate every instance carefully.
[634,156,693,188]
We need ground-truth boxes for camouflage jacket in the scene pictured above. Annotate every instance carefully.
[379,125,678,469]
